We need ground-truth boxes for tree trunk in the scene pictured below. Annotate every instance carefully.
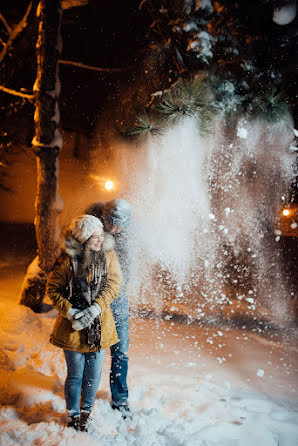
[20,0,63,312]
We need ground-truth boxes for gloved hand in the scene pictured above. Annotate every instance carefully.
[66,307,80,321]
[72,303,101,331]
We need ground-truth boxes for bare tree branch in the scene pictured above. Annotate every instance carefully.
[0,1,33,65]
[0,84,34,101]
[0,13,12,33]
[59,59,132,72]
[139,0,148,10]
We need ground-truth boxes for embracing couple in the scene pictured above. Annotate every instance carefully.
[46,199,131,432]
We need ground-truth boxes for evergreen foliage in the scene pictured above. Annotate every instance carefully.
[208,71,290,123]
[123,78,216,138]
[123,75,291,139]
[136,0,297,129]
[124,112,161,137]
[154,78,212,124]
[249,90,290,123]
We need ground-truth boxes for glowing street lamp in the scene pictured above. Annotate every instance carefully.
[105,180,114,191]
[89,174,116,191]
[282,209,290,216]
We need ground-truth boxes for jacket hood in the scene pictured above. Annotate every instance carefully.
[103,199,131,228]
[62,231,115,259]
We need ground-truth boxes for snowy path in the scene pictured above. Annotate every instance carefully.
[0,270,297,446]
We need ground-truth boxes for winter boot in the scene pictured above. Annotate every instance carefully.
[80,409,91,432]
[67,414,80,430]
[111,403,131,420]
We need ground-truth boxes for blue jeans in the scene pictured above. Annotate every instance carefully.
[110,296,129,405]
[64,349,105,416]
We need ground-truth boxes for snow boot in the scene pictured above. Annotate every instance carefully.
[67,414,80,430]
[111,403,131,420]
[80,409,91,432]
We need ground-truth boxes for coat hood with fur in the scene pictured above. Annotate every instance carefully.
[61,230,115,260]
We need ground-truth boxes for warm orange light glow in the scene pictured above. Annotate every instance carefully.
[89,174,117,191]
[282,209,290,216]
[105,180,114,191]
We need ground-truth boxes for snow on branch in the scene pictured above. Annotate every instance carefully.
[0,1,33,65]
[59,59,131,72]
[0,85,34,102]
[62,0,88,9]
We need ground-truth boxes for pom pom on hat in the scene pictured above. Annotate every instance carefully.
[69,214,103,243]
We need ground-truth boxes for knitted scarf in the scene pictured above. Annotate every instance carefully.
[67,249,108,348]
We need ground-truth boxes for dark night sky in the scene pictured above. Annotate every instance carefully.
[0,0,152,137]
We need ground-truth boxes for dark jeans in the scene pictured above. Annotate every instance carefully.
[110,296,129,405]
[64,349,105,416]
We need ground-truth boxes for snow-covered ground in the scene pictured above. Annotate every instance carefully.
[0,264,297,446]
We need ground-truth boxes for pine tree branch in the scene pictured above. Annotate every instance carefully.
[0,1,33,65]
[0,85,34,102]
[59,59,132,72]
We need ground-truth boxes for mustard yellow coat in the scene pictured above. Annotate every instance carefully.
[47,249,121,352]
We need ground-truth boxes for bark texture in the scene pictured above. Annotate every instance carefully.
[20,0,63,311]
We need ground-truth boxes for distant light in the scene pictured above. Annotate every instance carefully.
[105,180,114,191]
[282,209,290,216]
[273,3,296,25]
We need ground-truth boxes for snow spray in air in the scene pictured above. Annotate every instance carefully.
[206,115,296,324]
[114,115,296,325]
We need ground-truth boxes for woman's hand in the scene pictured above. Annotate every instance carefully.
[71,303,101,331]
[65,307,80,321]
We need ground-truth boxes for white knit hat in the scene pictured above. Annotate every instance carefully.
[69,214,103,243]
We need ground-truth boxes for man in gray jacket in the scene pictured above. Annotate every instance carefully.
[85,199,131,417]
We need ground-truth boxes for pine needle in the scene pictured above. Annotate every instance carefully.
[250,89,290,123]
[123,112,161,137]
[154,78,214,129]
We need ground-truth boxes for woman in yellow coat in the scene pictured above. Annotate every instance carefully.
[46,214,121,431]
